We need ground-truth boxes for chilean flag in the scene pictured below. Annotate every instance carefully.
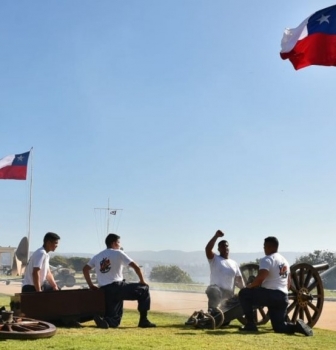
[0,151,30,180]
[280,5,336,70]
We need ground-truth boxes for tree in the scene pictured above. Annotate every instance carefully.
[49,255,91,272]
[295,250,336,268]
[149,265,194,283]
[68,257,90,272]
[50,255,69,267]
[241,258,260,266]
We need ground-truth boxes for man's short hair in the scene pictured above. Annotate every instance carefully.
[105,233,120,247]
[218,240,229,247]
[43,232,60,244]
[264,236,279,249]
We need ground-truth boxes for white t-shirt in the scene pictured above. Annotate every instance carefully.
[22,247,50,287]
[259,252,290,294]
[87,248,133,287]
[208,255,242,294]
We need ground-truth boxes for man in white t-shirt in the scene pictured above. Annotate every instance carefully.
[83,233,156,329]
[238,236,313,336]
[205,230,245,311]
[22,232,60,292]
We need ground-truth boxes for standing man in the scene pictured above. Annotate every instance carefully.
[83,233,156,329]
[238,236,313,336]
[22,232,60,293]
[205,230,245,311]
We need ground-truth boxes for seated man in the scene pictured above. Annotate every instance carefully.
[205,230,245,312]
[238,236,313,336]
[83,233,156,329]
[22,232,60,293]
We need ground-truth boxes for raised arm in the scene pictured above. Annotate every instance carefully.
[205,230,224,259]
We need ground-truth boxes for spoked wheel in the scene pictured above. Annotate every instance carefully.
[287,263,324,327]
[0,313,56,340]
[238,263,270,325]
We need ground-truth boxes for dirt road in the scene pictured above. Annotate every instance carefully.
[1,282,335,331]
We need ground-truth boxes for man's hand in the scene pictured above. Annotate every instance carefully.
[215,230,224,238]
[89,284,99,290]
[205,230,225,259]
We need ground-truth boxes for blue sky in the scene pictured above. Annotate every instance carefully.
[1,1,336,255]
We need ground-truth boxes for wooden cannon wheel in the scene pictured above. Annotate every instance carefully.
[287,263,324,327]
[238,263,270,325]
[237,262,326,328]
[0,314,56,340]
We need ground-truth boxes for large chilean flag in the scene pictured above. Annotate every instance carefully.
[280,5,336,70]
[0,151,30,180]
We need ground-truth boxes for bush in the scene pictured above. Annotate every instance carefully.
[149,265,194,283]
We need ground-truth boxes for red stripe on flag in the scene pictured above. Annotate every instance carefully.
[280,33,336,70]
[0,165,28,180]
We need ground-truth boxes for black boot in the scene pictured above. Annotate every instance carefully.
[138,311,156,328]
[295,319,313,336]
[138,319,156,328]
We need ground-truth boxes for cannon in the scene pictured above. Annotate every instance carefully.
[50,265,76,289]
[3,288,105,339]
[185,262,329,329]
[10,288,105,328]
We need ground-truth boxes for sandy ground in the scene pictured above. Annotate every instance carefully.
[1,281,335,331]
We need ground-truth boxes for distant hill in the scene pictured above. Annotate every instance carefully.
[50,250,306,266]
[47,250,313,284]
[121,250,310,284]
[50,252,93,259]
[125,250,306,266]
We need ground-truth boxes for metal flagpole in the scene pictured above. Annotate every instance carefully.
[27,147,33,261]
[94,199,123,238]
[106,198,110,236]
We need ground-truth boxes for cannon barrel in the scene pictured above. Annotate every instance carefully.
[311,263,329,273]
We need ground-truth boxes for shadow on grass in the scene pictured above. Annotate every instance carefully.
[176,324,272,336]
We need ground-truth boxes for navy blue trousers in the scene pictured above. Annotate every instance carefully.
[238,287,296,333]
[22,282,55,293]
[101,282,150,327]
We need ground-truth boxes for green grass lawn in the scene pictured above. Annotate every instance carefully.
[1,294,336,350]
[325,289,336,298]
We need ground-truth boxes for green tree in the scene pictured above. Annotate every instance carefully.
[295,250,336,267]
[49,255,69,267]
[68,257,90,272]
[241,258,260,267]
[149,265,194,283]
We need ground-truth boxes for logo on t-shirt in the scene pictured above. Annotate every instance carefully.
[99,257,111,273]
[278,263,288,278]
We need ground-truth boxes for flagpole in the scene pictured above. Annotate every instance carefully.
[107,198,110,236]
[27,147,33,261]
[94,199,123,238]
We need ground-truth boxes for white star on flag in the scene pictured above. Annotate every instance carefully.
[317,14,330,24]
